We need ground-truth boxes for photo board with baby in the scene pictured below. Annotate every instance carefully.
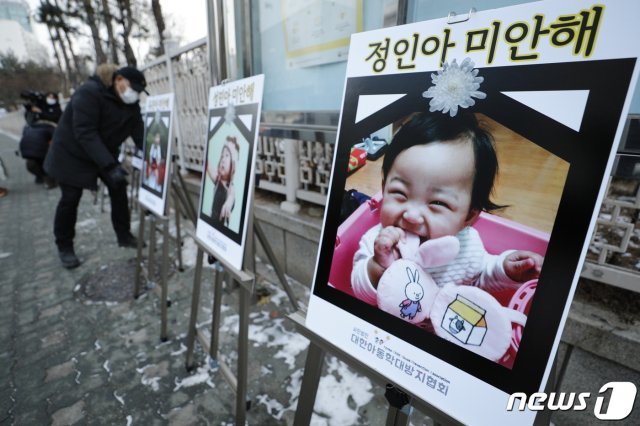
[195,75,265,270]
[138,93,174,216]
[305,1,640,424]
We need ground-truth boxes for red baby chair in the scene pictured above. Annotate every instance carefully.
[329,193,548,368]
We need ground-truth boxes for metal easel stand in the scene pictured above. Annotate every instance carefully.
[170,154,198,226]
[183,200,301,423]
[128,167,141,213]
[253,219,301,311]
[94,168,139,217]
[134,207,172,341]
[290,310,461,426]
[133,158,192,338]
[183,230,255,425]
[92,180,108,213]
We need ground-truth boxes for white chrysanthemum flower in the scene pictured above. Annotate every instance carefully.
[422,57,486,117]
[224,103,236,123]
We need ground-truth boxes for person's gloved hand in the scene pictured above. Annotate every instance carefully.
[104,164,128,188]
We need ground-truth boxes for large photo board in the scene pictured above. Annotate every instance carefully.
[196,75,265,270]
[306,1,640,424]
[138,93,174,217]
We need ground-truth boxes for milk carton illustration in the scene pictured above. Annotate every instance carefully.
[441,294,487,346]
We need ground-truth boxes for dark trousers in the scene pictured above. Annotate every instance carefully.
[54,181,130,250]
[25,158,46,180]
[26,158,56,186]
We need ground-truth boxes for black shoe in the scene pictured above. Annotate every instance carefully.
[35,176,44,184]
[58,248,80,269]
[118,233,139,248]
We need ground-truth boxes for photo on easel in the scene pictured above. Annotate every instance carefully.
[336,104,570,372]
[138,93,174,216]
[196,75,265,270]
[305,1,640,424]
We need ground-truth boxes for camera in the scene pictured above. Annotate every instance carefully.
[20,90,47,126]
[20,90,46,106]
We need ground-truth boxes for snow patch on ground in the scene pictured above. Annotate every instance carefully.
[180,236,216,268]
[172,359,217,391]
[256,394,287,419]
[311,357,374,426]
[136,364,162,392]
[170,343,187,357]
[255,368,304,420]
[247,311,309,369]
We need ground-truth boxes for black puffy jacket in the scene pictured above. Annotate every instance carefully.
[44,74,143,189]
[19,122,55,160]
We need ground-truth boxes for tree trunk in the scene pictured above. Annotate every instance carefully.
[100,0,119,63]
[62,30,82,85]
[46,25,68,93]
[151,0,166,55]
[53,26,73,83]
[80,0,107,64]
[117,0,137,66]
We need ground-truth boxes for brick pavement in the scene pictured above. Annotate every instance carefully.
[0,131,396,425]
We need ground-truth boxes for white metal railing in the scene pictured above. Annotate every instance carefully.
[582,176,640,293]
[141,41,335,214]
[143,38,211,172]
[139,40,640,293]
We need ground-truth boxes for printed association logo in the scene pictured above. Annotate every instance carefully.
[507,382,637,420]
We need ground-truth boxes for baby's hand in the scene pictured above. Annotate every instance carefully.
[220,200,233,220]
[503,250,543,283]
[373,226,405,269]
[368,226,405,288]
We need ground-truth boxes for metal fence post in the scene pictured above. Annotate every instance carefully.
[280,138,300,213]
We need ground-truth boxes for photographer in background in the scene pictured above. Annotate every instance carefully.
[19,92,62,188]
[44,64,148,269]
[20,90,46,126]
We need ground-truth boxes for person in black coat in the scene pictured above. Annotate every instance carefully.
[44,64,148,268]
[20,92,62,188]
[39,92,63,123]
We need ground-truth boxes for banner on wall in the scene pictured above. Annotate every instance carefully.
[138,93,174,217]
[196,75,265,271]
[306,1,640,424]
[282,0,363,68]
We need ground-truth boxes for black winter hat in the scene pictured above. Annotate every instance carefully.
[115,66,149,94]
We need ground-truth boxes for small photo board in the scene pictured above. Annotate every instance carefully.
[138,93,174,216]
[196,75,265,270]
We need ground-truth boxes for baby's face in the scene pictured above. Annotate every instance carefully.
[218,146,232,180]
[380,140,478,241]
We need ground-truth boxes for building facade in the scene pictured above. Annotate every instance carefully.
[0,0,48,64]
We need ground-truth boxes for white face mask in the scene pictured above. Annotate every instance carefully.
[46,98,57,105]
[120,87,139,104]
